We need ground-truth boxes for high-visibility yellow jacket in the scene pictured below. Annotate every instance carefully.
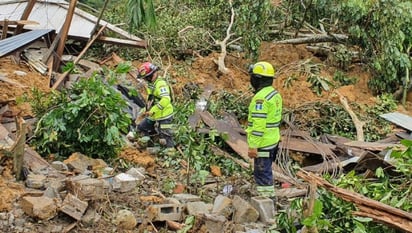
[246,86,282,153]
[147,77,174,120]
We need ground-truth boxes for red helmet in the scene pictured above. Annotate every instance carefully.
[137,62,159,80]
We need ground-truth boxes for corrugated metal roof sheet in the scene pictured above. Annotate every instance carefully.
[380,112,412,131]
[0,29,53,57]
[0,0,143,42]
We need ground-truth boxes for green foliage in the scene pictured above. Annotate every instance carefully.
[277,198,302,233]
[302,200,330,229]
[29,72,131,159]
[20,88,64,117]
[366,94,398,116]
[127,0,157,30]
[208,91,251,122]
[333,70,358,87]
[330,45,353,71]
[391,139,412,179]
[362,94,396,141]
[283,75,298,88]
[62,61,80,74]
[233,0,273,60]
[101,0,274,59]
[285,102,356,139]
[307,75,332,96]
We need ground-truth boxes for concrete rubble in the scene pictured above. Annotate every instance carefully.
[0,146,300,232]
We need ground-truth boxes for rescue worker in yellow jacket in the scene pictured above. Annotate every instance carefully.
[246,61,282,198]
[136,62,175,148]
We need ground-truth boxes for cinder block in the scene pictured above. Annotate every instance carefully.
[250,196,275,224]
[148,204,183,221]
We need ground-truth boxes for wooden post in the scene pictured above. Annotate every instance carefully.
[14,0,37,35]
[2,19,9,39]
[55,0,78,70]
[13,117,27,181]
[302,183,319,233]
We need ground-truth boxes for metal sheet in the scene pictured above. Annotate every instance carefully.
[380,112,412,131]
[0,29,53,57]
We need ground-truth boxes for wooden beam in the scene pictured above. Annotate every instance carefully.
[97,36,147,47]
[52,25,106,90]
[55,0,78,70]
[42,30,62,64]
[199,110,250,163]
[14,0,37,35]
[2,19,9,39]
[0,20,39,25]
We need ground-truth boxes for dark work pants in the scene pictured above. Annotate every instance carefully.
[254,146,278,187]
[137,117,175,148]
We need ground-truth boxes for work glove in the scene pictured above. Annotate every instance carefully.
[248,148,258,159]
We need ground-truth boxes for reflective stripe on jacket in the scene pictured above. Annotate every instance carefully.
[147,77,174,120]
[246,86,282,151]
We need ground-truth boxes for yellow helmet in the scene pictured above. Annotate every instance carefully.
[249,61,275,78]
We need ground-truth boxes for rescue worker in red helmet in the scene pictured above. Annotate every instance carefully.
[136,62,175,149]
[246,61,282,199]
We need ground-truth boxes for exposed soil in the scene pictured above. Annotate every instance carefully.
[1,41,412,232]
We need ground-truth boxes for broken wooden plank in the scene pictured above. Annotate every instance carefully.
[302,160,340,173]
[97,36,147,47]
[276,187,307,198]
[280,137,336,156]
[220,112,245,135]
[0,20,39,26]
[199,110,250,163]
[297,170,412,233]
[354,205,412,233]
[343,141,404,151]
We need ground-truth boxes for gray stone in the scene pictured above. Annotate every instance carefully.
[204,213,227,233]
[212,194,233,218]
[250,196,275,224]
[51,161,68,171]
[20,196,58,220]
[81,208,101,227]
[126,167,145,180]
[232,195,259,223]
[112,173,139,193]
[25,173,46,189]
[114,209,137,230]
[186,201,210,216]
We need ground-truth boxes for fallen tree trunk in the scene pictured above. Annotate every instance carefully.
[275,34,348,45]
[297,170,412,233]
[335,90,364,141]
